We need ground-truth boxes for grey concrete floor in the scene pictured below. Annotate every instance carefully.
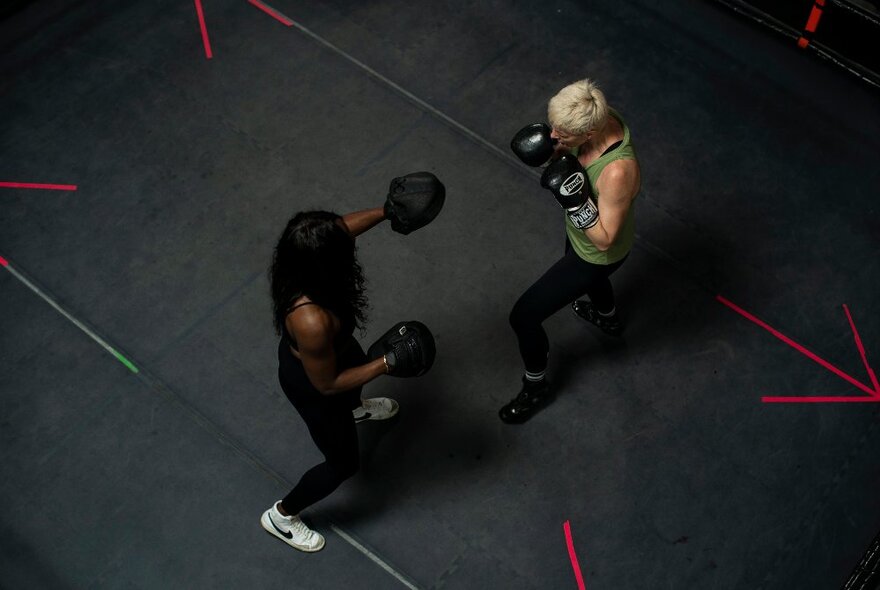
[1,1,879,588]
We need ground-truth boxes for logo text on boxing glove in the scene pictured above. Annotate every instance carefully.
[560,173,585,196]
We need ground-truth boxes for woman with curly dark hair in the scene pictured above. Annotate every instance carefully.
[261,207,393,552]
[261,187,441,552]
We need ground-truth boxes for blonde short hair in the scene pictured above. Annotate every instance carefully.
[547,79,608,136]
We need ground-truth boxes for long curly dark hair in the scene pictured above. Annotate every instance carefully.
[270,210,368,336]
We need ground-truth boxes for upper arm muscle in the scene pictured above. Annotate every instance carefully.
[595,160,638,243]
[286,308,338,394]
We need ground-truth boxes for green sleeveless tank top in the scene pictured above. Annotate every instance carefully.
[565,109,637,265]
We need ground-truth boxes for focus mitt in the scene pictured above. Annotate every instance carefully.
[368,321,436,377]
[384,172,445,235]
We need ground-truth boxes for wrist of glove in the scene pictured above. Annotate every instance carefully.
[566,198,599,229]
[540,153,599,229]
[368,321,436,378]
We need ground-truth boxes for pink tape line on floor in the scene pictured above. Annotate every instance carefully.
[194,0,213,59]
[761,396,880,403]
[247,0,294,26]
[0,182,77,190]
[843,304,880,395]
[564,520,586,590]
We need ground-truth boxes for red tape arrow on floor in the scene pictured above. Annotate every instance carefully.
[716,295,879,403]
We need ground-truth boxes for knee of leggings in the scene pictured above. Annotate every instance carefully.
[330,455,359,481]
[509,304,537,333]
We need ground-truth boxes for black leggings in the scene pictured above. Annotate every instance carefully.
[509,240,627,373]
[277,338,364,515]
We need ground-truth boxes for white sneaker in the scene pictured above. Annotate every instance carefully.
[260,502,325,552]
[353,397,399,423]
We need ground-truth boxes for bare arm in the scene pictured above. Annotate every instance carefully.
[341,207,386,238]
[584,160,640,251]
[287,307,386,395]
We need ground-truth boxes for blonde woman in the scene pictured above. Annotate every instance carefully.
[503,78,641,423]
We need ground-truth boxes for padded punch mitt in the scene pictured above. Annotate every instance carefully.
[367,320,436,377]
[384,171,446,235]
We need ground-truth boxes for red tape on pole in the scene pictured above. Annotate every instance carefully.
[797,0,826,49]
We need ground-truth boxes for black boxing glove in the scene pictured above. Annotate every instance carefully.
[367,321,436,377]
[510,123,557,167]
[384,172,446,235]
[540,154,599,229]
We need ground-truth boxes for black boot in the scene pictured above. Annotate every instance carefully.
[499,377,553,424]
[572,300,623,336]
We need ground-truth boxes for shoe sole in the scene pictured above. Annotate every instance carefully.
[260,511,325,553]
[499,394,555,424]
[354,399,399,423]
[571,305,624,337]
